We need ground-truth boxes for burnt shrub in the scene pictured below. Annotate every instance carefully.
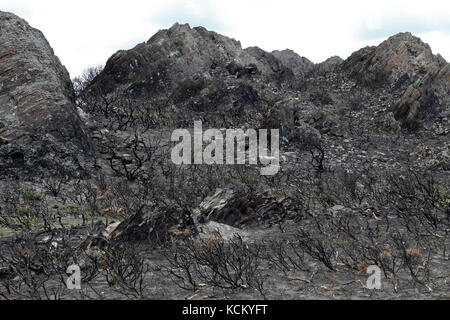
[164,233,265,293]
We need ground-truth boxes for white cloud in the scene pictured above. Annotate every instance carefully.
[1,0,448,77]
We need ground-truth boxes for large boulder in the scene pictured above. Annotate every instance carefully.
[342,32,447,88]
[0,11,91,175]
[192,188,290,229]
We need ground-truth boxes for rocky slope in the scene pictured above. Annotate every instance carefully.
[86,25,448,138]
[0,15,449,301]
[84,23,306,134]
[74,24,450,249]
[393,61,449,130]
[0,11,91,176]
[81,24,450,244]
[342,32,447,87]
[338,32,449,130]
[88,23,299,97]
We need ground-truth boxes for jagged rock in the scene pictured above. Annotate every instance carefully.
[86,189,266,245]
[83,192,257,246]
[107,206,195,244]
[102,221,121,240]
[85,23,308,127]
[0,11,91,175]
[393,63,449,130]
[271,49,315,76]
[342,32,446,88]
[192,188,290,228]
[88,23,298,98]
[311,56,343,75]
[82,22,317,140]
[243,46,296,86]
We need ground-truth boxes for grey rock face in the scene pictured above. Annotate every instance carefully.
[340,32,448,130]
[84,23,309,138]
[192,188,289,229]
[0,11,91,175]
[342,32,446,87]
[100,188,290,244]
[271,49,315,76]
[88,23,298,100]
[312,56,343,75]
[83,23,448,138]
[393,63,449,129]
[89,23,242,94]
[244,46,296,85]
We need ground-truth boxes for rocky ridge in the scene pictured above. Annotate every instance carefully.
[0,11,91,176]
[271,49,315,76]
[88,23,298,98]
[341,32,448,130]
[342,32,446,87]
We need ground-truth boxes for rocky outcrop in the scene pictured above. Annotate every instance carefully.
[340,32,448,130]
[271,49,315,76]
[393,63,449,130]
[342,32,447,88]
[312,56,343,75]
[84,24,449,137]
[82,22,313,137]
[88,23,243,96]
[87,23,300,103]
[0,11,91,175]
[107,207,191,244]
[100,188,292,245]
[243,46,296,85]
[193,188,290,229]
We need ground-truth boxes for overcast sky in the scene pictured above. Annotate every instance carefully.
[1,0,449,77]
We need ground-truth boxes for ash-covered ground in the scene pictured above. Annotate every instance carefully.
[0,13,448,300]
